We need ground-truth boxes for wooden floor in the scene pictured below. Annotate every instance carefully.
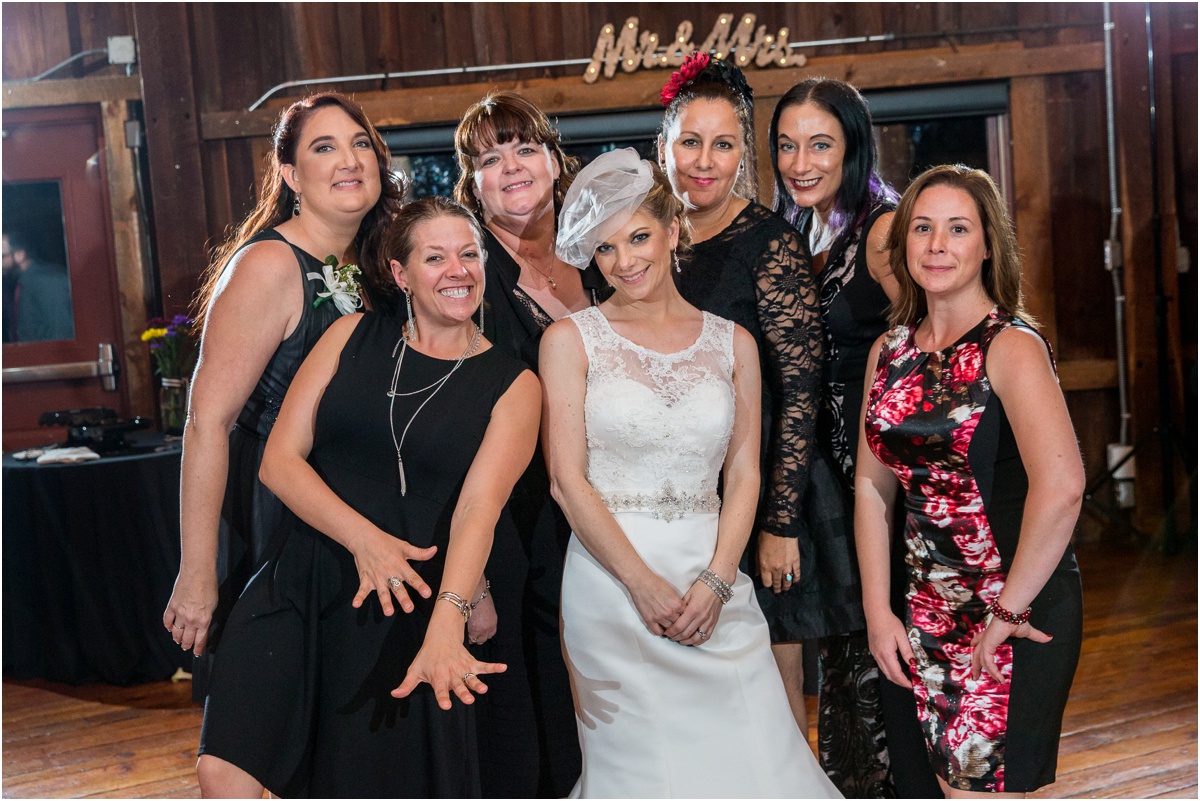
[3,539,1195,798]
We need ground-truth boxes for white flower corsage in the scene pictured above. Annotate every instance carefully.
[308,256,363,315]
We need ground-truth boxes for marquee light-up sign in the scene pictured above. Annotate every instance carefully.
[583,13,807,83]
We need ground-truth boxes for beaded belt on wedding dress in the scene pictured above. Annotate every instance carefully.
[600,480,721,522]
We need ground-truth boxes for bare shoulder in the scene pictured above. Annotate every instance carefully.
[731,323,757,354]
[222,239,302,290]
[541,315,585,352]
[867,211,895,249]
[987,325,1055,395]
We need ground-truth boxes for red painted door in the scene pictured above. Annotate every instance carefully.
[2,105,130,450]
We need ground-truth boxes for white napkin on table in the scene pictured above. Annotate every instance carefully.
[35,447,101,465]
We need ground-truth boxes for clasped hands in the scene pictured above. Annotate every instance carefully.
[630,571,722,647]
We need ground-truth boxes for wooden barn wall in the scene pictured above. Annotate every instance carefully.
[2,2,1196,541]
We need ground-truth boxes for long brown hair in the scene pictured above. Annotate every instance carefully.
[886,164,1031,328]
[193,92,405,328]
[453,91,578,217]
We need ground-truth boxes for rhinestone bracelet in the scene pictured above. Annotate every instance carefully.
[437,591,473,620]
[470,579,491,610]
[986,599,1031,626]
[696,569,733,605]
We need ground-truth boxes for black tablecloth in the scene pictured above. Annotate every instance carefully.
[2,434,191,685]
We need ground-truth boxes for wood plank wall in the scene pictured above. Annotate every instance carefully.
[2,2,1196,541]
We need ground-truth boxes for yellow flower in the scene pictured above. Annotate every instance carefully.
[141,327,169,341]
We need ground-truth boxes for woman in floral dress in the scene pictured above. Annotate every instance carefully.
[856,165,1083,795]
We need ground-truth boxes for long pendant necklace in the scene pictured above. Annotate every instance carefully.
[387,324,482,496]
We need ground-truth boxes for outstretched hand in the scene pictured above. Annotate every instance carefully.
[348,526,437,616]
[970,617,1053,683]
[392,636,507,711]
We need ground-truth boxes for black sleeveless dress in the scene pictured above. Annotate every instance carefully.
[198,313,529,797]
[196,229,343,698]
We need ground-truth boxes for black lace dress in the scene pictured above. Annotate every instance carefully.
[194,229,343,700]
[676,202,856,640]
[199,313,529,797]
[475,227,610,798]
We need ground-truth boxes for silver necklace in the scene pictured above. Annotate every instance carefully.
[387,324,482,496]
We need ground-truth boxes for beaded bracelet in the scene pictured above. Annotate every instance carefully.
[470,579,491,611]
[438,591,473,620]
[986,599,1031,626]
[696,569,733,605]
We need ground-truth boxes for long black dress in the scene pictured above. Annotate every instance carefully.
[676,202,859,641]
[198,313,529,797]
[474,226,608,798]
[194,228,343,700]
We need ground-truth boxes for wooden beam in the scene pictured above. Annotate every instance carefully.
[133,4,211,318]
[100,99,154,421]
[2,75,141,109]
[198,41,1106,142]
[751,96,776,207]
[1058,359,1119,392]
[1112,3,1185,536]
[1010,76,1059,350]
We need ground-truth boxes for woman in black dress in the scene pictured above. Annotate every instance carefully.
[858,165,1083,796]
[163,93,401,713]
[196,196,541,797]
[452,90,606,797]
[659,54,825,736]
[769,78,942,797]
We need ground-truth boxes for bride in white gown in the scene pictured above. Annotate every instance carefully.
[540,149,840,799]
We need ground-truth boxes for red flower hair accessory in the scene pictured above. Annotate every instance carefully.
[660,52,711,106]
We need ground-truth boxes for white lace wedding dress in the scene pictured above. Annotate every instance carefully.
[561,306,841,799]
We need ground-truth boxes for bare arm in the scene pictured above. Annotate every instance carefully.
[393,368,542,708]
[970,327,1085,681]
[540,318,685,636]
[855,334,914,688]
[864,211,900,304]
[165,240,303,654]
[664,325,762,645]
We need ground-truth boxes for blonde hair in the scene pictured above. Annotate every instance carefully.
[886,164,1032,328]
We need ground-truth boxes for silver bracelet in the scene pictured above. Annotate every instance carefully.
[470,579,491,610]
[696,569,733,605]
[437,591,473,620]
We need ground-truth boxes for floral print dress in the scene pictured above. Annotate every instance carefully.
[864,308,1083,793]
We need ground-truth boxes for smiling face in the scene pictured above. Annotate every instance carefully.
[281,105,382,220]
[391,214,485,327]
[471,139,560,224]
[660,97,744,214]
[593,208,679,304]
[904,184,991,303]
[775,102,846,216]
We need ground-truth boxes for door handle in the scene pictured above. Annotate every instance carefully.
[2,343,120,390]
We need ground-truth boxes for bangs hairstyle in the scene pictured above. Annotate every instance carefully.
[886,164,1030,328]
[660,61,757,199]
[383,195,487,269]
[768,77,896,233]
[193,92,406,329]
[453,91,579,216]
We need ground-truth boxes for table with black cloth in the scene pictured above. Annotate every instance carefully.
[2,433,191,685]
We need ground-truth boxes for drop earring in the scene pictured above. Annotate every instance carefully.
[673,249,681,274]
[477,299,485,333]
[403,289,418,342]
[293,194,301,217]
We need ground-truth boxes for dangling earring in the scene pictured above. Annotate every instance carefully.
[673,249,681,274]
[403,289,418,342]
[477,299,485,333]
[292,194,301,217]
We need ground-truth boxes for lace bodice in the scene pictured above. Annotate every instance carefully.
[570,306,735,520]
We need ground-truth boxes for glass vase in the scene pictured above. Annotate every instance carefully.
[159,377,189,436]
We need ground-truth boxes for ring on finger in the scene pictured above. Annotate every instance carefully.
[173,623,184,630]
[697,629,707,640]
[461,672,475,683]
[784,572,794,582]
[387,576,402,589]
